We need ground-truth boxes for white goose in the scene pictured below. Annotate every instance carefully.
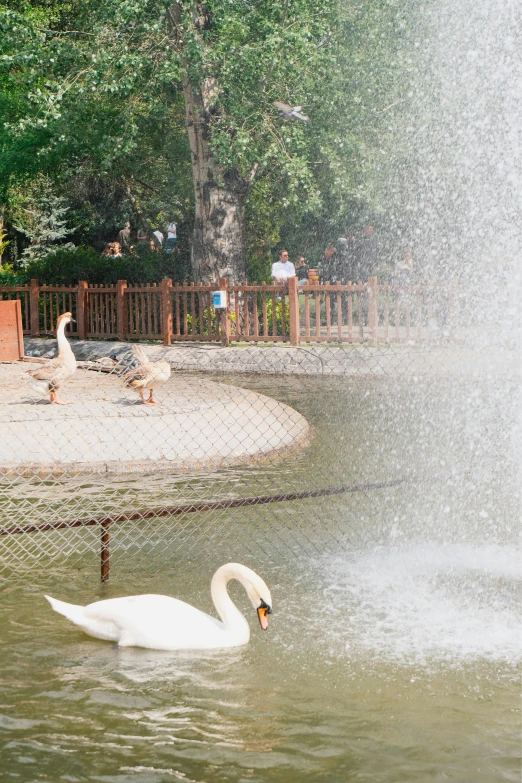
[26,311,77,404]
[45,563,272,651]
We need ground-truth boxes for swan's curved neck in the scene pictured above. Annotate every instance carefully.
[211,564,251,637]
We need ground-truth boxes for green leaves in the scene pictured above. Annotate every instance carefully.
[0,0,416,273]
[11,175,76,264]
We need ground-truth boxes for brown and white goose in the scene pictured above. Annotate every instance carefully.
[26,312,77,404]
[122,345,171,404]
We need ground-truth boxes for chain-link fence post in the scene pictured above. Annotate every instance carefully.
[100,520,110,582]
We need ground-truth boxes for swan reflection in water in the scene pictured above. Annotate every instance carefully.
[46,626,280,755]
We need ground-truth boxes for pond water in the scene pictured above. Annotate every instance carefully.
[1,372,520,782]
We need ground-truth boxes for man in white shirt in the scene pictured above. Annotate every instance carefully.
[271,250,296,283]
[166,221,177,254]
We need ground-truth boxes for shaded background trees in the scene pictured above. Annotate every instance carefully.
[0,0,416,283]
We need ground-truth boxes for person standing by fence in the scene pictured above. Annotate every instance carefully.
[165,221,177,254]
[271,250,295,284]
[101,242,122,258]
[395,247,415,285]
[118,222,131,250]
[322,244,337,282]
[295,255,309,286]
[355,225,381,280]
[137,227,148,245]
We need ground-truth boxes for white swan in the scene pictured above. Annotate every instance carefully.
[45,563,272,651]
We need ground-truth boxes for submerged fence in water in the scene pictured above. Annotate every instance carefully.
[1,276,466,345]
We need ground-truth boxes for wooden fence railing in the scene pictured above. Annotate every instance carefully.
[0,276,461,346]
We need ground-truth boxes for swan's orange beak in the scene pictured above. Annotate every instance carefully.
[257,601,271,630]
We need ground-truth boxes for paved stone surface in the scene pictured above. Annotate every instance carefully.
[0,361,310,475]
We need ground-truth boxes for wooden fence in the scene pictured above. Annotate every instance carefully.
[0,276,461,346]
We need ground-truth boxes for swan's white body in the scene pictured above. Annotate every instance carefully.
[45,563,272,651]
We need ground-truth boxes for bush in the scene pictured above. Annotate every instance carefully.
[0,263,28,286]
[265,296,286,336]
[25,246,187,285]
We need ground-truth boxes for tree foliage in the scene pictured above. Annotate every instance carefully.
[24,245,184,285]
[0,0,414,279]
[12,175,75,264]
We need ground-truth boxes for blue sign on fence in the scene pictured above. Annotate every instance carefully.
[213,290,227,309]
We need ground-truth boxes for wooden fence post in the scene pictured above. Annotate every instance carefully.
[288,275,300,346]
[77,281,88,340]
[30,279,40,336]
[161,277,173,345]
[219,277,231,346]
[116,280,127,341]
[368,276,378,343]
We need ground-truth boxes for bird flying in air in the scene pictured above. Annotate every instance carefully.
[273,102,309,122]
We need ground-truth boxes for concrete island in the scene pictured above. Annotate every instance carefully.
[0,356,310,476]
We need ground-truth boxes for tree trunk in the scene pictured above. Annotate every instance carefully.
[182,74,247,282]
[169,4,248,283]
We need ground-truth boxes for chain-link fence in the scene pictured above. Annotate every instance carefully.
[0,322,518,589]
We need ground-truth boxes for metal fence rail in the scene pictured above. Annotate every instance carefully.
[0,478,409,582]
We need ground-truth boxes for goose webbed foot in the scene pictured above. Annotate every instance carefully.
[146,390,158,405]
[50,392,69,405]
